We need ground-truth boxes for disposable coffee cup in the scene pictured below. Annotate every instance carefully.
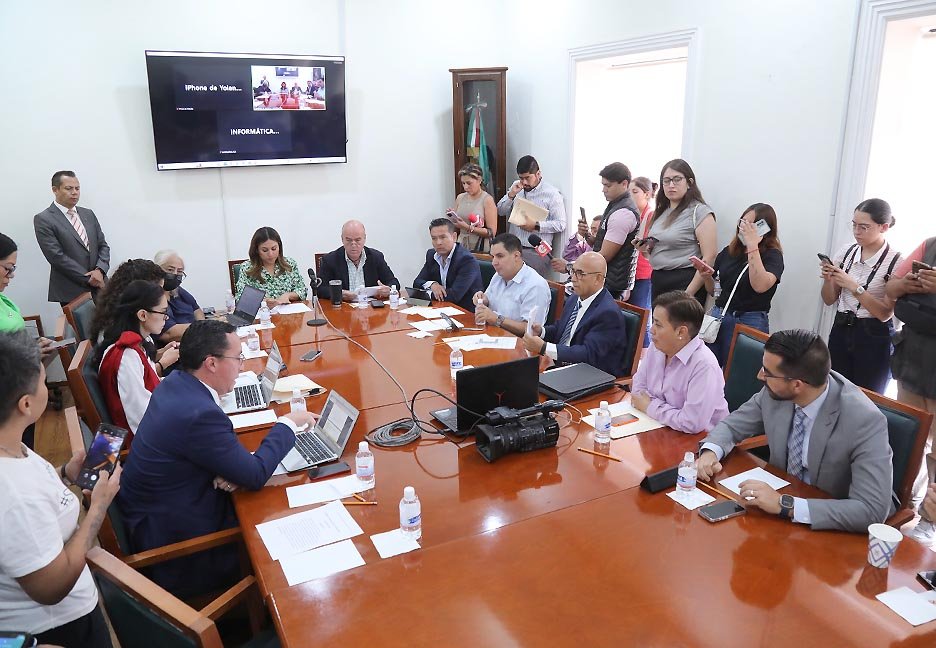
[867,523,902,568]
[329,280,343,306]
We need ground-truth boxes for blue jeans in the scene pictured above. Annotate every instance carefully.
[628,279,652,348]
[706,307,770,367]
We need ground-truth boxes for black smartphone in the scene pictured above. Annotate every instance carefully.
[817,252,834,266]
[912,260,933,274]
[579,206,587,223]
[202,306,216,316]
[307,460,351,480]
[0,632,34,648]
[918,570,936,590]
[370,299,385,308]
[698,500,746,523]
[300,349,322,362]
[75,424,129,491]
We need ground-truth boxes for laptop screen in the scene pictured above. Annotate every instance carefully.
[316,391,358,452]
[235,285,265,320]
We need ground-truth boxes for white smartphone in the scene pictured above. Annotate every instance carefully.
[753,219,771,237]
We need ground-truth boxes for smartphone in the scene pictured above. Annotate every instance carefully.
[917,570,936,590]
[689,256,714,274]
[300,349,322,362]
[202,306,216,316]
[698,500,746,523]
[49,337,77,350]
[370,299,385,308]
[75,424,129,491]
[610,412,639,426]
[912,260,933,274]
[308,460,351,481]
[753,219,771,237]
[0,632,34,648]
[579,207,587,223]
[817,253,834,266]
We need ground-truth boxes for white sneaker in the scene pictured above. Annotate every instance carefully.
[907,519,936,548]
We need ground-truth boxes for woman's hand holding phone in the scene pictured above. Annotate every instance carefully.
[689,255,714,276]
[85,463,122,510]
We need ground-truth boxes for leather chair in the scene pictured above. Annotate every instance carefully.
[66,339,112,432]
[475,258,495,288]
[228,259,247,295]
[614,300,649,378]
[723,324,769,412]
[545,280,566,327]
[62,292,95,341]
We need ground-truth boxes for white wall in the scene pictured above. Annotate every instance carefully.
[1,0,860,337]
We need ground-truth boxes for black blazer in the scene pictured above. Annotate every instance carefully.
[318,246,400,291]
[412,244,483,311]
[543,287,627,376]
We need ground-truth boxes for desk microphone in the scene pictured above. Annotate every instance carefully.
[306,268,327,327]
[439,312,460,332]
[527,234,553,258]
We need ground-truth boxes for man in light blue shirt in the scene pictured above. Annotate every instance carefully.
[473,233,551,337]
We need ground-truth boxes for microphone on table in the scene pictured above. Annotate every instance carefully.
[527,233,553,258]
[439,312,460,332]
[306,268,327,327]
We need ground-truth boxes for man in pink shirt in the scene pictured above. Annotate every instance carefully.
[630,290,729,434]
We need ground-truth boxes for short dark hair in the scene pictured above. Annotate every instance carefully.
[0,330,42,426]
[491,232,522,254]
[599,162,631,184]
[764,329,830,387]
[652,290,704,337]
[0,233,17,259]
[51,170,77,187]
[179,320,237,372]
[516,155,539,175]
[855,198,895,227]
[429,218,456,233]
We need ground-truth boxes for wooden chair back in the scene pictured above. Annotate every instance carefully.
[614,299,649,378]
[227,259,246,295]
[545,280,566,327]
[62,292,95,341]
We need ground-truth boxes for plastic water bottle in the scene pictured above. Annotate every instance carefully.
[355,441,375,487]
[449,348,464,379]
[594,400,611,443]
[389,285,400,309]
[399,486,421,541]
[289,388,306,413]
[246,329,260,352]
[356,285,367,305]
[259,302,272,325]
[225,291,236,314]
[677,451,698,498]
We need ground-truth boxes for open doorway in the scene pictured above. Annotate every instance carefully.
[570,46,689,219]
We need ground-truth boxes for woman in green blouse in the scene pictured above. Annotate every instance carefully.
[235,227,308,305]
[1,233,27,333]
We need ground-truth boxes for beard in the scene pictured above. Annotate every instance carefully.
[765,384,793,401]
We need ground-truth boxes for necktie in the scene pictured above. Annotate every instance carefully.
[66,208,89,248]
[786,407,807,481]
[558,299,580,346]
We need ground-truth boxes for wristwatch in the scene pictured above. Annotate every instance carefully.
[495,314,505,328]
[855,286,866,296]
[778,494,795,520]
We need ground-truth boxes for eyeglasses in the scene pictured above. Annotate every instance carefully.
[0,263,14,275]
[214,353,246,364]
[565,263,604,280]
[146,309,170,320]
[661,175,686,187]
[850,221,873,233]
[759,365,796,381]
[165,270,187,279]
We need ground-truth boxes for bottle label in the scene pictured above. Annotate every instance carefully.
[402,513,421,526]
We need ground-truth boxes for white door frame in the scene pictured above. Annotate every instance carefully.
[567,28,700,215]
[819,0,936,333]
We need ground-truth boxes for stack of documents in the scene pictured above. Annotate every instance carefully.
[272,374,324,402]
[409,319,463,332]
[286,475,372,508]
[441,334,517,352]
[400,305,465,319]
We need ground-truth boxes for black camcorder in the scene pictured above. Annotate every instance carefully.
[474,400,564,463]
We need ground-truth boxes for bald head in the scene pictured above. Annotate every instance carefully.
[570,251,606,299]
[341,220,367,263]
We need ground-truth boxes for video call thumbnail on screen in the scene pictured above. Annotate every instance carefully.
[145,51,347,170]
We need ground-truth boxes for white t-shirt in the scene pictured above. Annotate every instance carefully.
[0,449,98,634]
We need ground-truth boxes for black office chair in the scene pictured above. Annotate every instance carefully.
[615,300,649,378]
[63,292,96,341]
[545,281,566,326]
[723,324,769,412]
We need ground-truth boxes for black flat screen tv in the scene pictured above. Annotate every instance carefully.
[144,50,346,170]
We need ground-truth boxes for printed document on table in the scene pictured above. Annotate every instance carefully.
[666,488,716,511]
[271,302,312,315]
[876,587,936,626]
[410,319,462,332]
[582,401,665,438]
[286,475,372,508]
[229,410,277,430]
[718,467,790,498]
[256,501,363,561]
[370,529,421,559]
[279,539,365,586]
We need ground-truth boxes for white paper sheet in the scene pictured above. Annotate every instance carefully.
[273,374,324,394]
[237,322,276,336]
[400,305,433,316]
[508,196,548,226]
[286,475,372,508]
[666,488,716,511]
[370,528,421,559]
[406,331,433,339]
[718,467,790,498]
[460,336,517,352]
[582,401,665,438]
[409,319,462,332]
[271,302,312,315]
[279,539,365,586]
[255,501,363,561]
[428,306,466,318]
[876,587,936,626]
[229,409,277,430]
[241,342,268,359]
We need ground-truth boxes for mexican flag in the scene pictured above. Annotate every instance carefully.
[466,105,492,190]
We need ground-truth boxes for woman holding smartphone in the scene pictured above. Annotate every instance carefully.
[694,203,784,366]
[820,198,901,393]
[450,163,497,253]
[637,159,717,303]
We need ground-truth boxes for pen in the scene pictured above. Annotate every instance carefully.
[352,493,366,502]
[577,447,622,462]
[343,500,377,506]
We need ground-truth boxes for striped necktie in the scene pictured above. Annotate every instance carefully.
[66,208,89,248]
[558,299,580,346]
[786,407,807,481]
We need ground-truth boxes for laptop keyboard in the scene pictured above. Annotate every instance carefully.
[294,432,335,464]
[234,384,262,409]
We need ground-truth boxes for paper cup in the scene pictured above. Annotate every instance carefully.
[867,523,903,568]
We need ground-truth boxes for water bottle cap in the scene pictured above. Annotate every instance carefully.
[403,486,415,499]
[359,441,369,452]
[292,388,301,397]
[599,401,609,409]
[684,451,695,462]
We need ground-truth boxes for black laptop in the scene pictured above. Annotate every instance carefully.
[431,356,539,433]
[538,363,616,400]
[225,285,265,327]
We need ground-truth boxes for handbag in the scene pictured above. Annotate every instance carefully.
[700,265,748,344]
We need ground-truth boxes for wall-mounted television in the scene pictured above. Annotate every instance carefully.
[144,50,346,170]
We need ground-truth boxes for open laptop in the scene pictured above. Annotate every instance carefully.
[430,356,539,433]
[225,285,265,327]
[221,341,283,414]
[406,287,432,307]
[279,391,360,471]
[538,363,616,401]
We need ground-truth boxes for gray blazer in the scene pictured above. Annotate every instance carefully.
[702,371,894,533]
[34,203,110,303]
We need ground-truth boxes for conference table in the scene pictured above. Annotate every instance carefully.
[232,301,936,647]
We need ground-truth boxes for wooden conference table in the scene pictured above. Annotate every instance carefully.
[233,302,936,647]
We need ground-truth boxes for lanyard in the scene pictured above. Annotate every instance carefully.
[843,243,890,292]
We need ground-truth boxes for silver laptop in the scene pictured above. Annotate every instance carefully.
[221,341,283,414]
[279,391,359,472]
[225,285,265,327]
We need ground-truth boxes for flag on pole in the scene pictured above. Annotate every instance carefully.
[467,104,492,190]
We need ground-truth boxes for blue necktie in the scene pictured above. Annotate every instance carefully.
[558,299,580,346]
[787,407,807,481]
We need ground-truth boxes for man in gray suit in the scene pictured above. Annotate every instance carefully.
[696,329,893,533]
[34,170,110,304]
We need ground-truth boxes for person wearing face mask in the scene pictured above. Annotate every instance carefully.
[629,290,728,434]
[154,249,204,344]
[697,330,893,533]
[94,280,179,438]
[820,198,901,394]
[694,203,784,367]
[450,163,498,253]
[235,226,307,305]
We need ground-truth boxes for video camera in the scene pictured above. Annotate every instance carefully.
[474,400,565,463]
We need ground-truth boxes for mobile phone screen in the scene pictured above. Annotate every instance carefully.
[300,349,322,362]
[918,570,936,590]
[76,424,128,490]
[912,260,932,274]
[699,500,746,522]
[610,413,639,426]
[0,634,31,648]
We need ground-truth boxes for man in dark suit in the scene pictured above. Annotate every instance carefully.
[117,320,313,596]
[412,218,483,312]
[697,329,894,533]
[33,170,111,305]
[319,219,401,302]
[521,251,627,376]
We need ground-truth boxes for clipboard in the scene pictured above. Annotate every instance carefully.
[508,197,548,226]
